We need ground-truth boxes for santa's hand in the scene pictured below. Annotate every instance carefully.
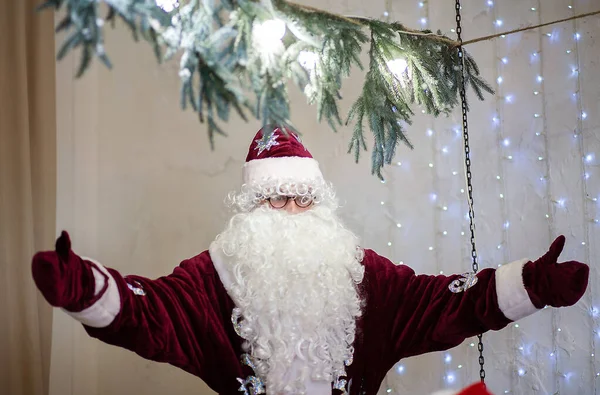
[523,235,589,309]
[31,231,98,311]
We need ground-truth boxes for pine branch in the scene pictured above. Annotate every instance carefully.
[40,0,494,178]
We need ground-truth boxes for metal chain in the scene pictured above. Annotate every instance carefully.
[454,0,486,383]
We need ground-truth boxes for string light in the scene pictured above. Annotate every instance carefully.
[298,51,319,70]
[155,0,178,12]
[387,58,408,79]
[253,19,286,52]
[378,2,598,393]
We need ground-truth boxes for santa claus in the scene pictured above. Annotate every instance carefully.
[32,127,589,395]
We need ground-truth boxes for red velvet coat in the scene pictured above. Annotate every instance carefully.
[32,233,588,395]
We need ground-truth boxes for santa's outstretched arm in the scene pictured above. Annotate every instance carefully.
[31,231,213,376]
[364,236,589,363]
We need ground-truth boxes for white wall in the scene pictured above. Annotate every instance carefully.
[51,0,599,394]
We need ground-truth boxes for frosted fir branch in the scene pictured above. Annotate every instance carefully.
[39,0,494,177]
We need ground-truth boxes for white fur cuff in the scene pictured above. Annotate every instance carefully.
[495,259,539,321]
[63,258,121,328]
[243,157,324,185]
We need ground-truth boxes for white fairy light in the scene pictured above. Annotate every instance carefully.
[298,51,319,70]
[156,0,178,12]
[253,19,286,52]
[387,58,408,79]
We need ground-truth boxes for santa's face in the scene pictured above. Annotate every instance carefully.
[213,197,365,393]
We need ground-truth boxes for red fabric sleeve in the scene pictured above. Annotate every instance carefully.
[82,255,223,378]
[31,233,227,380]
[363,250,512,364]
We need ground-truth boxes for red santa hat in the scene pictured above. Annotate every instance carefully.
[242,126,324,186]
[432,383,493,395]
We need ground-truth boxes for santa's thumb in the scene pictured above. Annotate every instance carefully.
[540,235,566,264]
[55,231,72,260]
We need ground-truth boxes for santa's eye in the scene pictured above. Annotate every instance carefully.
[268,196,289,209]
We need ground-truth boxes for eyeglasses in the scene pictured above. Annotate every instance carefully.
[267,195,314,209]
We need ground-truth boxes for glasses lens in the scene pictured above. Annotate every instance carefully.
[269,196,288,208]
[296,195,314,208]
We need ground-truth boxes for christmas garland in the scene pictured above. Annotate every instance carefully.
[40,0,493,178]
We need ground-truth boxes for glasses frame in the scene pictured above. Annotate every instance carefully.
[266,195,315,209]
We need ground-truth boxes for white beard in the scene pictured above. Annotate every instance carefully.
[211,204,365,394]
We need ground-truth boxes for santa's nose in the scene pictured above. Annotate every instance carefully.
[283,200,309,214]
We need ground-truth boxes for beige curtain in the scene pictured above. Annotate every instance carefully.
[0,1,56,394]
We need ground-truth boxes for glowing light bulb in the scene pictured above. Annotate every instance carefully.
[253,19,286,52]
[537,75,543,82]
[298,51,319,70]
[505,95,513,103]
[495,19,503,27]
[501,57,508,64]
[585,153,594,162]
[427,129,433,136]
[503,138,510,146]
[582,112,588,119]
[497,76,503,84]
[396,364,405,374]
[156,0,178,12]
[446,373,456,384]
[487,0,493,5]
[575,32,581,40]
[442,146,449,153]
[396,223,402,228]
[518,368,526,376]
[420,17,427,25]
[387,58,408,79]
